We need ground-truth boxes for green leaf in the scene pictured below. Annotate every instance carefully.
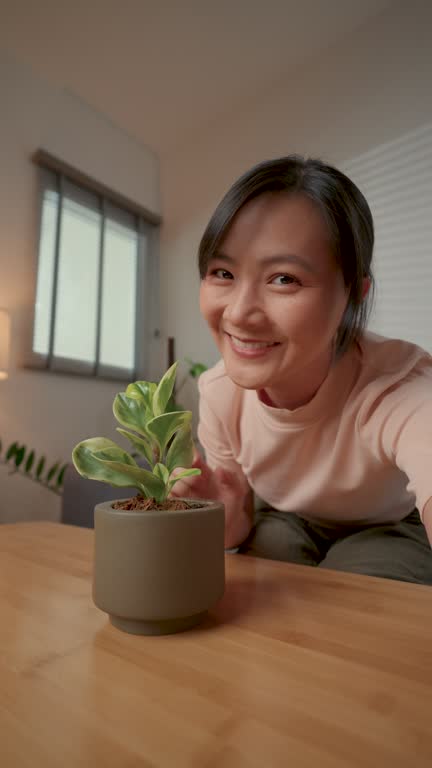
[165,423,194,473]
[146,410,191,457]
[72,438,136,479]
[72,437,166,500]
[116,428,154,466]
[82,440,138,478]
[46,463,59,484]
[126,381,157,411]
[92,444,137,465]
[5,442,18,462]
[14,446,26,468]
[152,363,178,417]
[93,458,167,502]
[113,393,149,437]
[168,468,201,494]
[167,396,185,412]
[36,456,46,479]
[25,450,35,474]
[166,394,183,412]
[56,463,68,488]
[153,463,169,484]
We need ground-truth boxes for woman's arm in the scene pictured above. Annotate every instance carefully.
[182,366,254,548]
[363,372,432,543]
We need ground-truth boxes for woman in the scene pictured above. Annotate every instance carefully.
[171,155,432,584]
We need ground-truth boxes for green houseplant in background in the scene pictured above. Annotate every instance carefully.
[72,362,224,636]
[0,439,68,495]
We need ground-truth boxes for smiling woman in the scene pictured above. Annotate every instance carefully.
[199,194,351,408]
[170,155,432,586]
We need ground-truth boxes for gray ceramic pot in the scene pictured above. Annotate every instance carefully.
[93,499,225,635]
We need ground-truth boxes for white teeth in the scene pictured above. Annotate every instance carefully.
[231,335,275,350]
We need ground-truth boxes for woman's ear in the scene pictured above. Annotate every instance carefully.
[362,277,371,299]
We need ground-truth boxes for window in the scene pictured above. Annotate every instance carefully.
[342,122,432,354]
[32,152,161,380]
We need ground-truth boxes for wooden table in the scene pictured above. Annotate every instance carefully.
[1,523,432,768]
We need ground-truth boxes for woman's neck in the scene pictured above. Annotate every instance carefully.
[259,351,334,410]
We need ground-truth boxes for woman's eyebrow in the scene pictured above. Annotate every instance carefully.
[212,251,317,274]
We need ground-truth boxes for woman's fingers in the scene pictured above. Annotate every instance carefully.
[169,454,249,504]
[169,454,216,499]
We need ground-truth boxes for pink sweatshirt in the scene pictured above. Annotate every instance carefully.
[197,332,432,525]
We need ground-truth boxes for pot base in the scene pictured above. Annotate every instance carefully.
[109,610,208,636]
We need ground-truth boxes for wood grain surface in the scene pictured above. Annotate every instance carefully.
[0,522,431,768]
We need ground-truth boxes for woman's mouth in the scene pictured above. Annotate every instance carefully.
[226,333,280,357]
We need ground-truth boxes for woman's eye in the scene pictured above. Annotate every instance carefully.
[271,274,299,286]
[211,268,233,280]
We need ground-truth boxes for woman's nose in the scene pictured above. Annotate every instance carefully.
[223,285,264,327]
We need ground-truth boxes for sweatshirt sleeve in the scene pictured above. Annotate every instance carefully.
[363,368,432,520]
[197,369,241,474]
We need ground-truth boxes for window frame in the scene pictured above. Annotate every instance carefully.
[29,150,161,382]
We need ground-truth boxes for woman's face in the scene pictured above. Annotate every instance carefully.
[199,193,349,405]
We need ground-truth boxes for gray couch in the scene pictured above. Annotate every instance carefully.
[61,465,141,528]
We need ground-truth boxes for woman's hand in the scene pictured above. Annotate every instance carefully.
[170,453,220,502]
[170,454,254,548]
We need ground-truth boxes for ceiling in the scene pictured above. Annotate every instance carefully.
[0,0,393,160]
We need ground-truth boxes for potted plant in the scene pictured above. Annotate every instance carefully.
[72,363,225,636]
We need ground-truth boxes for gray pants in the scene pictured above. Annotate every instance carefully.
[239,509,432,585]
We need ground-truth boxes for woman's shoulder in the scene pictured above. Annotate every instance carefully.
[359,331,432,377]
[354,332,432,423]
[198,359,244,408]
[199,358,227,383]
[199,358,233,392]
[354,333,432,460]
[198,361,249,445]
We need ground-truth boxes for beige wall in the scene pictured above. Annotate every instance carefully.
[0,51,160,522]
[160,0,432,416]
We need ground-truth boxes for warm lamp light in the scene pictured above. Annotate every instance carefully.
[0,309,11,380]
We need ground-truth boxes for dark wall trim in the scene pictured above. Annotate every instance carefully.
[32,149,162,226]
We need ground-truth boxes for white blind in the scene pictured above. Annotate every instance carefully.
[342,123,432,353]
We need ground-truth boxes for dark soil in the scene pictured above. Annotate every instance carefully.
[112,495,195,512]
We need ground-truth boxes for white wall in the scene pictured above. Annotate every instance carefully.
[160,0,432,416]
[0,51,160,523]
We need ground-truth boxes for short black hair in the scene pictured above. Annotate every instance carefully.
[198,155,374,356]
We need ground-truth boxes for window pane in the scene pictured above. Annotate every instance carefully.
[99,215,138,370]
[53,191,101,363]
[33,187,58,355]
